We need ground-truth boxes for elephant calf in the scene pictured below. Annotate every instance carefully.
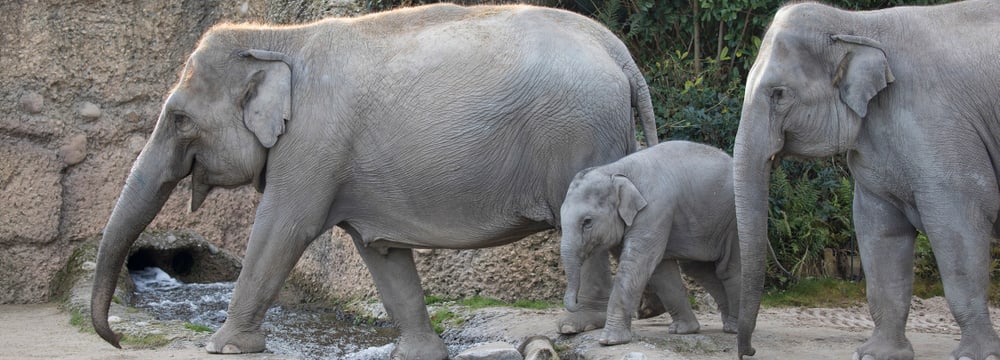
[560,140,739,345]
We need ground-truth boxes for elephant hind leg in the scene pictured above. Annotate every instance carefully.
[346,228,447,360]
[920,199,1000,359]
[649,259,699,334]
[681,261,735,333]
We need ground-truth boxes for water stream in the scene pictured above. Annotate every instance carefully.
[130,267,399,359]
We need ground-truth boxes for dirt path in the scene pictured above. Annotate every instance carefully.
[0,304,281,360]
[0,299,983,360]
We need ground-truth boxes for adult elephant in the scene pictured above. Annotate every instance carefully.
[734,1,1000,360]
[90,4,658,359]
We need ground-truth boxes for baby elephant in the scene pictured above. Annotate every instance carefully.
[560,140,739,345]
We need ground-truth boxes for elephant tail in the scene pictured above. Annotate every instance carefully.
[626,60,659,148]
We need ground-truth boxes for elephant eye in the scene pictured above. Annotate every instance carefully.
[770,87,786,100]
[581,217,593,230]
[769,86,793,110]
[173,112,195,132]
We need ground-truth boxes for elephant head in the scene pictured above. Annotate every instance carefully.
[733,4,893,357]
[561,170,647,312]
[90,30,293,348]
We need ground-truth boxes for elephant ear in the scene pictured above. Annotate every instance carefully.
[831,34,895,118]
[240,49,292,149]
[613,174,647,227]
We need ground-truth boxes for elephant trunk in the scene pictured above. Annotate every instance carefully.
[91,141,184,348]
[733,97,780,359]
[561,239,583,312]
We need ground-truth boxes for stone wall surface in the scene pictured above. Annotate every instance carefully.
[2,0,565,305]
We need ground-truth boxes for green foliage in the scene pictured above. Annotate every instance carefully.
[121,333,171,349]
[184,323,214,333]
[912,278,944,299]
[913,233,938,280]
[427,295,560,310]
[429,308,462,334]
[761,278,865,308]
[767,160,855,286]
[68,307,92,332]
[424,295,449,305]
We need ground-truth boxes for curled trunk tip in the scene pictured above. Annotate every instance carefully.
[564,292,581,312]
[94,319,123,349]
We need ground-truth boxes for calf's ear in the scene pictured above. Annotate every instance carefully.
[613,175,647,226]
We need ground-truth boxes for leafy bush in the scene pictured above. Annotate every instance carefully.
[767,159,855,286]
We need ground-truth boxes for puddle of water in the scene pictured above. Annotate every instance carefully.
[130,267,398,359]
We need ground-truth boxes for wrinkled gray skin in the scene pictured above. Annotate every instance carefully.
[735,1,1000,359]
[89,4,659,359]
[560,141,739,345]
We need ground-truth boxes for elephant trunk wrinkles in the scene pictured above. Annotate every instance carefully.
[91,146,182,348]
[561,240,582,312]
[732,104,777,359]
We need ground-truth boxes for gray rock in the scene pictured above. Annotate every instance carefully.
[455,342,523,360]
[59,133,88,166]
[622,352,647,360]
[127,134,146,154]
[125,109,141,122]
[518,336,559,360]
[20,91,43,114]
[79,101,102,119]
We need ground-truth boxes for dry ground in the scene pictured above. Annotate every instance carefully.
[0,296,984,360]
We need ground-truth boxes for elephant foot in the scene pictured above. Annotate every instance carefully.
[668,318,700,334]
[391,332,448,360]
[598,325,632,346]
[853,335,913,360]
[722,314,738,334]
[557,310,606,334]
[948,330,1000,360]
[205,326,265,354]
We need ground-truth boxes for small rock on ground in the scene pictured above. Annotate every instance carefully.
[20,91,44,113]
[455,341,523,360]
[519,335,559,360]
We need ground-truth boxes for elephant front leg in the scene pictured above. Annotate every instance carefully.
[601,235,666,345]
[558,253,612,334]
[852,186,916,360]
[349,232,447,360]
[206,199,327,354]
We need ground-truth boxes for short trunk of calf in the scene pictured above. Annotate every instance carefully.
[562,255,582,312]
[91,152,180,348]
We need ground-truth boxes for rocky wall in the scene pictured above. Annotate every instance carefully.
[1,0,565,305]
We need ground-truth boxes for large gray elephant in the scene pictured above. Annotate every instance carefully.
[734,1,1000,359]
[89,4,659,359]
[560,140,739,345]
